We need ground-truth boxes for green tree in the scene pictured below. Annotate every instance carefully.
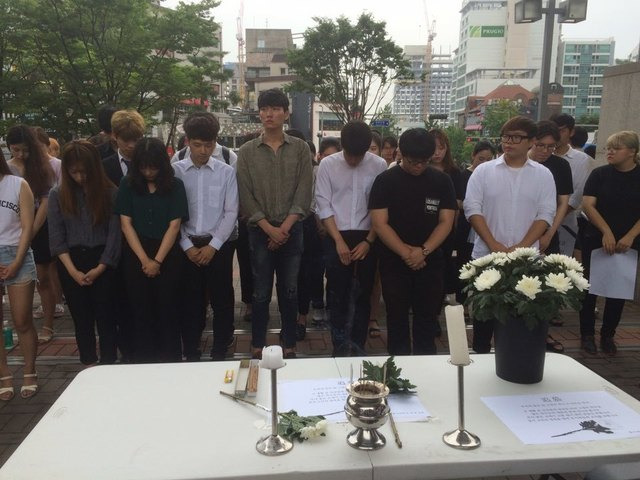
[287,13,411,124]
[2,0,229,137]
[576,113,599,126]
[227,90,242,108]
[443,126,469,167]
[482,99,521,138]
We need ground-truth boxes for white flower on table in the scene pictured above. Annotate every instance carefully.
[459,264,476,280]
[300,420,327,440]
[474,268,501,291]
[491,252,511,266]
[471,255,494,268]
[515,275,542,299]
[315,419,328,435]
[545,273,572,294]
[544,253,584,272]
[566,269,590,291]
[507,247,539,260]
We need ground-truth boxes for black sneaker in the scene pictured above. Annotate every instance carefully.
[600,336,617,356]
[581,335,597,354]
[296,323,306,341]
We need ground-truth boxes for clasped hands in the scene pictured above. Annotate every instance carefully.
[402,246,426,271]
[186,245,217,266]
[70,266,105,286]
[602,232,634,255]
[266,225,290,251]
[335,239,370,266]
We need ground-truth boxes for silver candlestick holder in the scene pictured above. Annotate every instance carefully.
[256,348,292,456]
[442,360,481,450]
[344,379,390,450]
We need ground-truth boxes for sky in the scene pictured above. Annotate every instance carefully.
[167,0,640,63]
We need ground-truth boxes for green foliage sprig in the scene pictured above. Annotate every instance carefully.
[362,356,416,394]
[278,410,327,443]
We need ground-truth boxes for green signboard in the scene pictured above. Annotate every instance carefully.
[469,25,505,38]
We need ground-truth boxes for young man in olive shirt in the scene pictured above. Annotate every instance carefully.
[369,129,456,355]
[236,89,313,359]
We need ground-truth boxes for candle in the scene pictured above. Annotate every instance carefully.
[445,305,471,366]
[259,345,286,370]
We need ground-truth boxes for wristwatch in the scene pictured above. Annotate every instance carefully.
[421,247,431,257]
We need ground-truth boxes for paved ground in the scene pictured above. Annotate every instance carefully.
[2,277,640,477]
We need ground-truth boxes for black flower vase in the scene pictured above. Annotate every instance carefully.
[493,316,549,384]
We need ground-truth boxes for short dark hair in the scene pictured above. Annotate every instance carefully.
[549,113,575,130]
[535,120,560,142]
[306,140,316,156]
[501,116,537,138]
[285,129,306,140]
[257,89,289,110]
[183,112,220,142]
[399,128,436,161]
[129,137,175,195]
[473,140,496,156]
[319,137,341,155]
[97,105,117,134]
[571,126,589,148]
[340,121,372,156]
[382,136,398,149]
[370,131,382,151]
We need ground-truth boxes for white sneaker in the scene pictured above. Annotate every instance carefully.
[33,305,44,319]
[54,304,65,318]
[312,308,325,323]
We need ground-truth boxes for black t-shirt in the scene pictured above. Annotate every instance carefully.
[368,166,457,268]
[455,168,474,246]
[448,167,465,201]
[583,164,640,249]
[539,154,573,196]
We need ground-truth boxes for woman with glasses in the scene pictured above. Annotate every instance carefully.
[580,131,640,356]
[115,138,188,363]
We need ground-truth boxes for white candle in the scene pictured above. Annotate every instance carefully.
[445,305,471,366]
[259,345,286,370]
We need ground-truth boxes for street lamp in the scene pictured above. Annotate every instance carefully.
[514,0,588,120]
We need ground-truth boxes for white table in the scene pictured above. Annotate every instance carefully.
[1,354,640,480]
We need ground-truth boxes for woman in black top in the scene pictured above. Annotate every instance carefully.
[580,131,640,355]
[48,141,121,365]
[115,138,188,363]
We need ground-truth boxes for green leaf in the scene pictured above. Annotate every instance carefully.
[362,357,416,394]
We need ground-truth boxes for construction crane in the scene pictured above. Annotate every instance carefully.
[422,0,437,121]
[236,0,246,110]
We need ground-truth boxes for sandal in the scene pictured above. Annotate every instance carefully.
[21,373,38,399]
[37,326,55,344]
[368,321,381,338]
[546,335,564,353]
[0,375,14,402]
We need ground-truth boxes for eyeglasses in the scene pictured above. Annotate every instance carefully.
[533,143,556,151]
[500,134,530,144]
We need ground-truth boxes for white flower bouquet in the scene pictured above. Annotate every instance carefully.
[459,248,589,329]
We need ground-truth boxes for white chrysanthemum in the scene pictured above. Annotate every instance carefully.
[315,420,328,434]
[562,256,584,272]
[459,264,476,280]
[545,273,572,294]
[515,275,542,300]
[566,269,590,291]
[474,268,501,291]
[300,426,317,440]
[471,255,494,268]
[491,252,511,266]
[507,247,539,260]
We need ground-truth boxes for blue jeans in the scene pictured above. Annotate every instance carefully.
[248,222,303,349]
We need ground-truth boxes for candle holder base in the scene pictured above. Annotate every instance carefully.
[347,428,386,450]
[256,434,293,456]
[442,428,481,450]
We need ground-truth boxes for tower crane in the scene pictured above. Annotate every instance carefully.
[236,0,246,110]
[422,1,437,120]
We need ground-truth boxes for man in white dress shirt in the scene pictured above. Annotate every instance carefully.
[173,112,239,361]
[550,113,594,258]
[464,116,556,352]
[315,121,387,356]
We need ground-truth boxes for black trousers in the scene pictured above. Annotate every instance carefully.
[113,242,135,363]
[123,239,183,363]
[380,258,443,355]
[181,242,235,360]
[579,235,628,338]
[298,215,325,315]
[236,219,253,305]
[56,246,117,365]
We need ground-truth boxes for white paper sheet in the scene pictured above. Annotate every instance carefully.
[278,378,430,423]
[589,248,638,300]
[482,391,640,444]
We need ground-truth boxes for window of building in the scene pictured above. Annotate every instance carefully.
[257,40,265,49]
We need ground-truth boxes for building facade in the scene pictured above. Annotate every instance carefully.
[392,45,429,125]
[556,38,615,119]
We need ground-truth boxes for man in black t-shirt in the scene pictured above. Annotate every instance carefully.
[369,129,457,355]
[529,121,573,254]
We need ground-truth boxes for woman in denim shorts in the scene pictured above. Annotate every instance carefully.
[0,150,39,401]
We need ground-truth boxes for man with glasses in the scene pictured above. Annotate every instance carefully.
[464,116,556,353]
[550,113,593,257]
[369,128,456,355]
